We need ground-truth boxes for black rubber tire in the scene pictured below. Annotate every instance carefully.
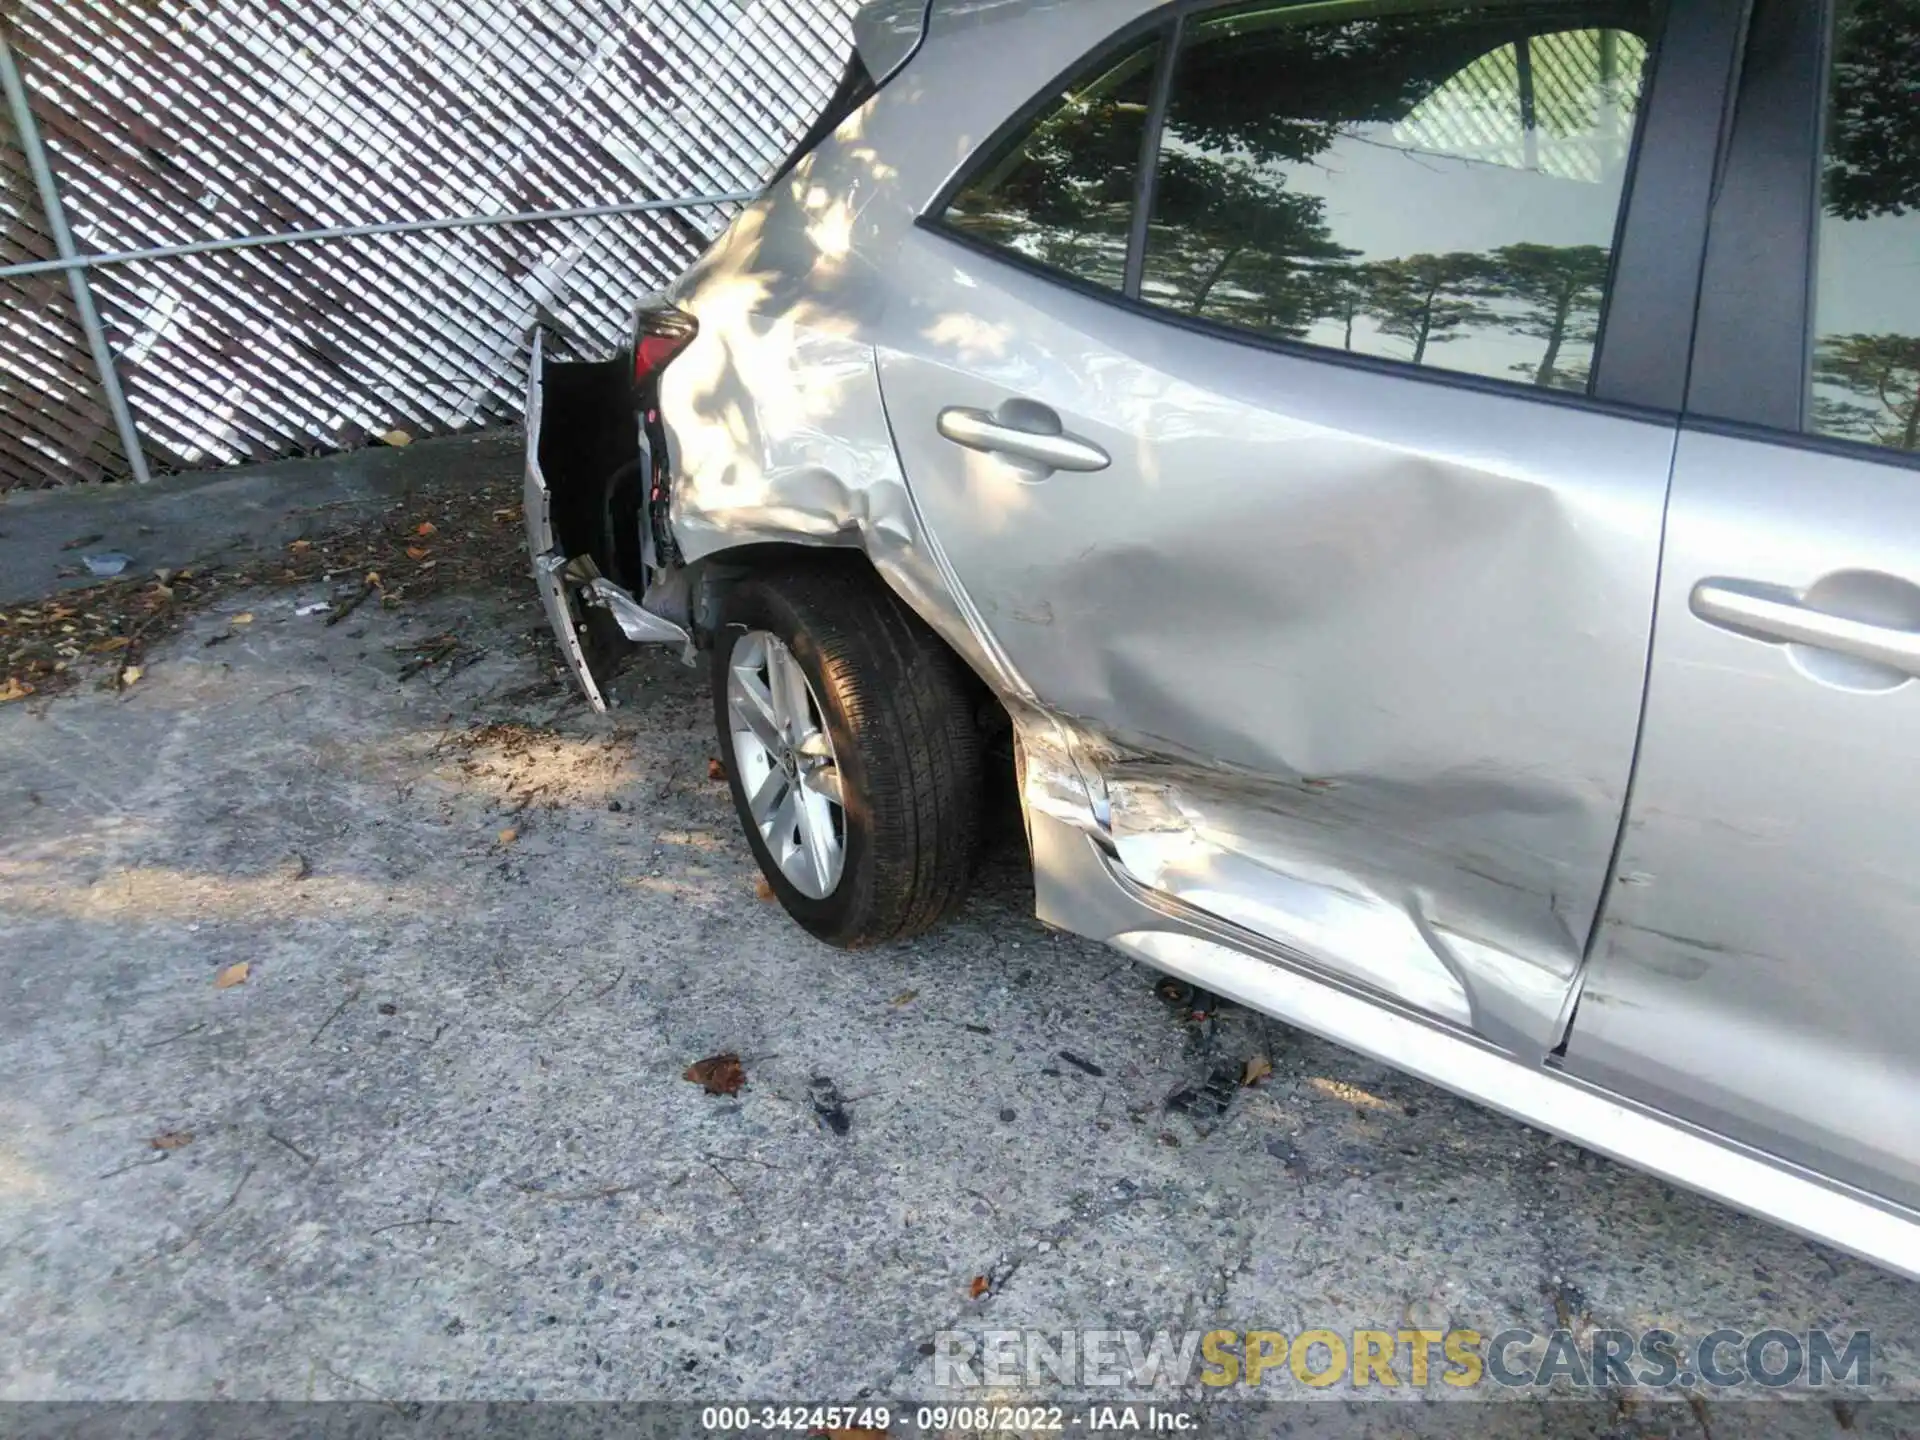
[711,563,984,948]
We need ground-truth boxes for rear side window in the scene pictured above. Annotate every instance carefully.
[1141,5,1656,393]
[932,2,1664,398]
[1809,0,1920,454]
[939,39,1163,294]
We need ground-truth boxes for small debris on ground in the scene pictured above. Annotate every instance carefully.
[753,875,775,902]
[706,757,726,780]
[968,1274,990,1299]
[83,553,132,578]
[809,1075,851,1135]
[1242,1055,1274,1087]
[149,1131,194,1151]
[213,962,250,990]
[1166,1061,1242,1122]
[1058,1050,1104,1078]
[2,475,521,702]
[684,1053,747,1096]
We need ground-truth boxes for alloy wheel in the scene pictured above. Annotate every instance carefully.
[725,630,847,899]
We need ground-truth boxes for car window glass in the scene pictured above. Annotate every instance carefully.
[1142,4,1656,393]
[940,39,1162,294]
[1810,0,1920,454]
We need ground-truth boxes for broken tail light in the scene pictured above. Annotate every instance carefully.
[633,303,698,391]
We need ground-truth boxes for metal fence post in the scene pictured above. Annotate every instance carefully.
[0,26,153,484]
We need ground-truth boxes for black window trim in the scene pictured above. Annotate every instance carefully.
[1683,0,1824,432]
[917,0,1750,420]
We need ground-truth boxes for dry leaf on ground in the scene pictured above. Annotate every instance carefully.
[213,961,250,989]
[706,757,726,780]
[416,521,436,536]
[0,677,33,703]
[1242,1055,1274,1087]
[406,546,429,561]
[969,1274,990,1299]
[497,827,518,846]
[118,665,143,688]
[891,990,918,1006]
[6,474,523,702]
[149,1130,194,1151]
[684,1052,747,1096]
[753,875,775,901]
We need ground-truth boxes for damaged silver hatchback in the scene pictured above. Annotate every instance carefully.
[527,0,1920,1279]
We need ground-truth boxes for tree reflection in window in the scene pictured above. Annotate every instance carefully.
[1812,0,1920,454]
[941,41,1162,295]
[1142,5,1654,393]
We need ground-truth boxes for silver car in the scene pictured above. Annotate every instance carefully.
[525,0,1920,1280]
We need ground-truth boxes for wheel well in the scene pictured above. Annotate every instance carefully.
[689,541,1014,744]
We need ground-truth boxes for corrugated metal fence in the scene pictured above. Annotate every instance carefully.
[0,0,857,491]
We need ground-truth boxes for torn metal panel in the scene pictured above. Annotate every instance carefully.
[658,276,1030,702]
[523,334,610,714]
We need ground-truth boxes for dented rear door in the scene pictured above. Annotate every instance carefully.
[873,0,1738,1055]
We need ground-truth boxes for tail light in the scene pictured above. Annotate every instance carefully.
[632,303,698,390]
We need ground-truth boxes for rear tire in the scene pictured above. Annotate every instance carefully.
[712,564,983,947]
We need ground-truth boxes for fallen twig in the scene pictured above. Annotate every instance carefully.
[397,635,459,681]
[533,975,590,1026]
[309,986,362,1046]
[164,1163,257,1259]
[369,1216,462,1235]
[325,577,379,627]
[508,1180,643,1203]
[266,1129,315,1166]
[703,1157,749,1206]
[141,1021,207,1049]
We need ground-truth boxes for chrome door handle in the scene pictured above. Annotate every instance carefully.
[937,406,1111,473]
[1691,579,1920,679]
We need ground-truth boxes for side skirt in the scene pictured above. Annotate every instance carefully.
[1028,805,1920,1281]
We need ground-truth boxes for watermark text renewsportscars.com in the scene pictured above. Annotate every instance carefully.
[931,1327,1873,1392]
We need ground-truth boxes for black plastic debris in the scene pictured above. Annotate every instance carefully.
[809,1076,850,1135]
[1166,1061,1241,1121]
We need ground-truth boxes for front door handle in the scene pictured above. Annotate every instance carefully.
[1691,579,1920,679]
[937,405,1111,474]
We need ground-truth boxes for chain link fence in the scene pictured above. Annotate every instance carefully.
[0,0,858,491]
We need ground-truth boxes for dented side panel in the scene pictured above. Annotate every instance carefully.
[873,237,1677,1056]
[655,0,1668,1060]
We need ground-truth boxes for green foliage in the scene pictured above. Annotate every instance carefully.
[1816,333,1920,451]
[1824,0,1920,221]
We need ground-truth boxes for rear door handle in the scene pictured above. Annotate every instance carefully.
[1691,579,1920,679]
[937,405,1111,474]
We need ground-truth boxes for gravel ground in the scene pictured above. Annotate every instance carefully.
[2,457,1918,1432]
